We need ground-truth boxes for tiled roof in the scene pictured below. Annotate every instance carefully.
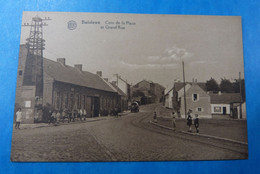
[133,80,165,89]
[174,82,206,91]
[210,93,242,104]
[43,58,116,93]
[110,83,127,96]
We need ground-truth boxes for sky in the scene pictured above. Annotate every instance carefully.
[20,12,245,89]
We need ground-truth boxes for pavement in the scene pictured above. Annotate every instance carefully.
[149,120,248,145]
[15,110,131,130]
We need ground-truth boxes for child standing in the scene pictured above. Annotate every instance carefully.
[194,114,199,133]
[15,108,22,129]
[153,111,157,123]
[171,111,176,131]
[187,109,192,132]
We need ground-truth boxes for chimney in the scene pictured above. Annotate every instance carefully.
[74,64,82,71]
[104,78,108,82]
[96,71,102,77]
[57,58,66,66]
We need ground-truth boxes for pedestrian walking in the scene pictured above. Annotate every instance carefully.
[187,109,193,132]
[15,108,22,129]
[153,111,157,123]
[194,114,199,133]
[171,111,176,131]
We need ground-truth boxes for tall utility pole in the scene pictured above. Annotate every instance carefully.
[239,72,242,119]
[22,16,51,106]
[182,61,187,118]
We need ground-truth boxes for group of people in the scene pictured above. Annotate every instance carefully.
[48,108,87,124]
[186,109,199,133]
[171,109,199,133]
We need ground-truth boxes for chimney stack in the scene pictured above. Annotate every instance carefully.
[57,58,66,66]
[96,71,102,77]
[74,64,83,71]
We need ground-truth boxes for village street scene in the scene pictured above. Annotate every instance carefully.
[11,12,247,161]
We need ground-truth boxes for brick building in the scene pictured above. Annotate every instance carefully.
[132,80,165,104]
[15,45,119,123]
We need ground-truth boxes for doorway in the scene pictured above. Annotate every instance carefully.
[223,107,227,115]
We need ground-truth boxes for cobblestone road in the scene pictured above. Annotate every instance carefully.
[11,104,248,161]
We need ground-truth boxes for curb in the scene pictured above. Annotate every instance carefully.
[149,121,248,146]
[19,117,108,129]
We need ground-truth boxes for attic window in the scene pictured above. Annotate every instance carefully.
[192,93,199,102]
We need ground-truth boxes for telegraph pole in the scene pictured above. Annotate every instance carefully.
[182,61,187,118]
[239,72,242,119]
[22,16,51,107]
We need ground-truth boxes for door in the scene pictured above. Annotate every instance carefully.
[93,97,100,117]
[223,107,226,115]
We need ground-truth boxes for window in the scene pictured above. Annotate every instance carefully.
[197,107,204,112]
[83,95,85,109]
[64,93,68,109]
[24,100,31,108]
[192,93,199,102]
[214,106,221,113]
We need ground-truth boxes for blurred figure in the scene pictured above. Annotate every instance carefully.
[15,108,22,129]
[187,109,193,132]
[194,114,199,133]
[171,111,176,131]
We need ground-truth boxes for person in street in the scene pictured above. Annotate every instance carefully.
[171,111,177,131]
[79,108,83,121]
[15,108,22,129]
[194,114,199,133]
[153,111,157,123]
[115,105,119,117]
[48,110,53,124]
[56,111,61,124]
[83,109,87,120]
[51,111,57,125]
[61,109,66,123]
[187,109,193,132]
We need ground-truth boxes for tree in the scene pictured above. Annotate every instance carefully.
[232,79,246,101]
[219,78,234,93]
[206,78,219,92]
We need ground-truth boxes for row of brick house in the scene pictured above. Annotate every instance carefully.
[164,81,246,119]
[15,45,131,123]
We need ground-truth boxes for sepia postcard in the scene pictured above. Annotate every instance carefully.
[11,12,248,162]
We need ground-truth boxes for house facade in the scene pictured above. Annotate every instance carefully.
[210,92,243,118]
[132,80,165,105]
[15,45,119,123]
[170,81,244,119]
[164,88,173,109]
[178,83,212,118]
